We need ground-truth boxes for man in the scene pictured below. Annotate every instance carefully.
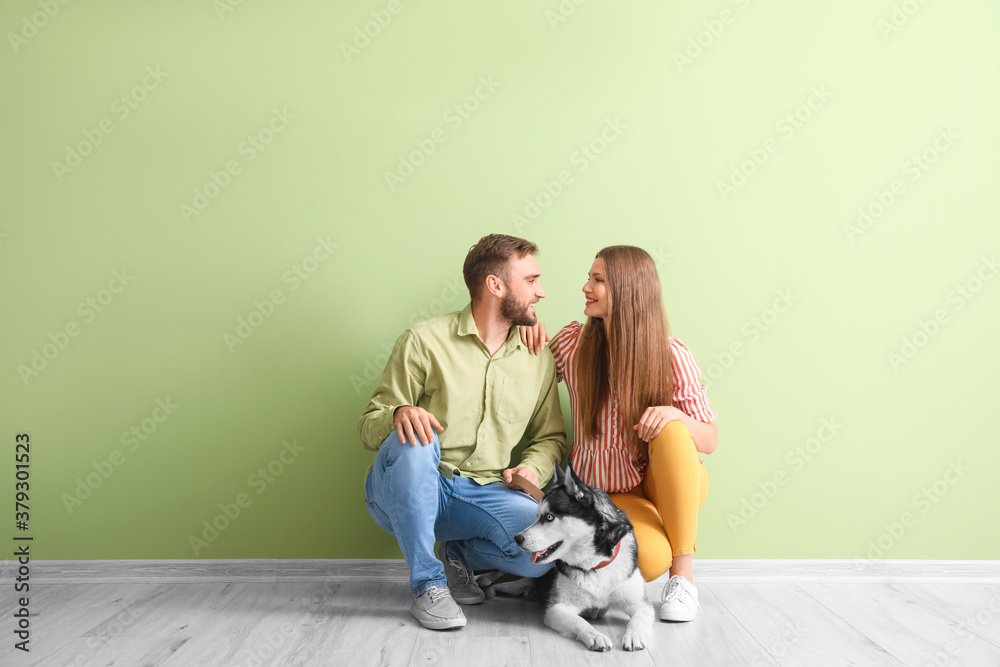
[359,234,567,630]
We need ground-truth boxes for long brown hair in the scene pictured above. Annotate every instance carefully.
[576,246,674,454]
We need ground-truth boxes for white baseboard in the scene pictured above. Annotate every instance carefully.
[689,559,1000,583]
[3,558,998,584]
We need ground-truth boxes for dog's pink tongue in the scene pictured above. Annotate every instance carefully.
[531,551,540,564]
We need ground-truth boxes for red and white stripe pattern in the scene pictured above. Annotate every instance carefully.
[549,321,718,493]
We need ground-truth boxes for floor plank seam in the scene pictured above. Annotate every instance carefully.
[795,582,907,667]
[700,583,782,667]
[887,581,1000,651]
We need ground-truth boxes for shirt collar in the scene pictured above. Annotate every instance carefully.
[457,302,526,352]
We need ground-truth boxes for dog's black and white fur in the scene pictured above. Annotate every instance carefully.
[495,461,653,651]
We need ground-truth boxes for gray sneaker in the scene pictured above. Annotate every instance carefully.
[410,586,467,630]
[436,542,486,604]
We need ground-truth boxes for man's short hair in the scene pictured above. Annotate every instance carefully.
[463,234,539,302]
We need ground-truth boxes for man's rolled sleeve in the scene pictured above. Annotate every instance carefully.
[358,330,427,451]
[516,360,567,488]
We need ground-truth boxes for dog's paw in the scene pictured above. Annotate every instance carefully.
[622,628,648,652]
[581,630,613,652]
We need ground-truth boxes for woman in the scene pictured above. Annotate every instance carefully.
[521,245,718,622]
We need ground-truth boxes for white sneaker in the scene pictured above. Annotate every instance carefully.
[659,575,701,622]
[410,586,467,630]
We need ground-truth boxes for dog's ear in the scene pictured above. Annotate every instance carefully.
[564,463,587,501]
[593,492,631,556]
[551,457,564,488]
[592,490,623,524]
[599,519,631,557]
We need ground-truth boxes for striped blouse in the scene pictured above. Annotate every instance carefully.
[549,321,718,493]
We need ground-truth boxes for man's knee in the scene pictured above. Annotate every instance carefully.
[376,429,442,471]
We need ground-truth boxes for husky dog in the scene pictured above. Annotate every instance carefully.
[498,462,653,652]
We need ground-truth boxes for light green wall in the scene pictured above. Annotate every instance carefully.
[2,1,997,561]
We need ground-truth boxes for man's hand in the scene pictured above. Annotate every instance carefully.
[518,321,549,355]
[394,406,444,446]
[633,405,685,442]
[503,466,540,491]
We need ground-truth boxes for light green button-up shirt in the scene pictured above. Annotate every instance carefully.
[358,302,567,486]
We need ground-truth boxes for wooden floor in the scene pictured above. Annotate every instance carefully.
[3,560,1000,666]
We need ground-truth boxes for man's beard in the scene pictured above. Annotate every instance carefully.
[500,291,537,326]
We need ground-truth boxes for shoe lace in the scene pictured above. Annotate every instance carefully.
[449,558,477,588]
[426,586,449,603]
[662,577,703,611]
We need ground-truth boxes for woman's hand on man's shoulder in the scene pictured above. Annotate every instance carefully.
[519,321,549,355]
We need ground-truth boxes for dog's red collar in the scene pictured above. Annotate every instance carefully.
[592,541,622,570]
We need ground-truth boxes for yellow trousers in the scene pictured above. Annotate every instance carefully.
[609,420,709,582]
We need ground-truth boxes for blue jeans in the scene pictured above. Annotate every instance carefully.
[364,430,553,597]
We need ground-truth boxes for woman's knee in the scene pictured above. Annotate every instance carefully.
[651,420,694,445]
[632,524,672,581]
[648,421,697,460]
[614,494,673,582]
